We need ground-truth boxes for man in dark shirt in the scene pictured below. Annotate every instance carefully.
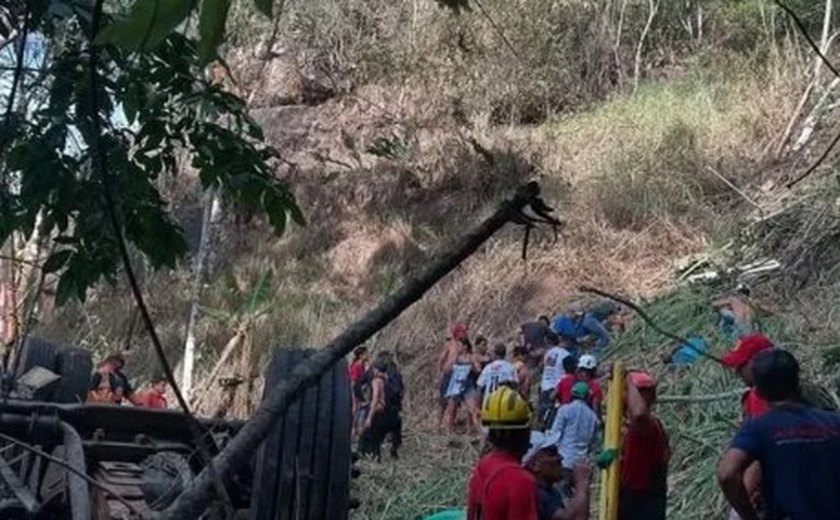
[523,431,592,520]
[521,315,551,359]
[718,349,840,520]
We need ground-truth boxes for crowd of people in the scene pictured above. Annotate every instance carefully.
[420,288,840,520]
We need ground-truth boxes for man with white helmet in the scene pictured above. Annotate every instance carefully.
[556,354,604,416]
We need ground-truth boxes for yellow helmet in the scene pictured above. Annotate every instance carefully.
[481,387,531,429]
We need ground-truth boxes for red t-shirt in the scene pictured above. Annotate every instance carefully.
[742,387,770,420]
[467,451,538,520]
[620,415,670,493]
[349,361,366,383]
[556,375,604,409]
[135,390,167,409]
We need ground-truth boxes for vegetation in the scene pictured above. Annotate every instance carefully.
[4,0,840,518]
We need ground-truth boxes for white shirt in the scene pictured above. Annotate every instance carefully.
[540,346,570,391]
[477,359,517,396]
[548,399,599,469]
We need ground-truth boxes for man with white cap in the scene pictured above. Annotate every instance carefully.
[523,431,592,520]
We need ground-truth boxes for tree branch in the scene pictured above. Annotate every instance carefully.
[578,285,724,364]
[775,0,840,79]
[163,182,554,518]
[85,0,232,513]
[786,125,840,188]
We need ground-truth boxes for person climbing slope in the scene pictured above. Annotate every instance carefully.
[439,322,469,429]
[512,346,533,398]
[466,387,538,520]
[538,332,570,420]
[557,354,603,416]
[548,382,599,483]
[552,303,610,354]
[476,343,518,403]
[718,349,840,520]
[444,338,479,435]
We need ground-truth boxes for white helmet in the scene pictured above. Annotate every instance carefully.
[578,354,598,370]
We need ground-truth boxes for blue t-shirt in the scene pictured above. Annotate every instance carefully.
[551,314,610,350]
[730,404,840,520]
[536,482,564,520]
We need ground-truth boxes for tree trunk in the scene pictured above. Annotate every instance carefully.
[232,324,253,419]
[633,0,658,92]
[181,190,220,397]
[191,328,245,413]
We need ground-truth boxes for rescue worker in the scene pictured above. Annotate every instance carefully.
[135,377,168,409]
[718,349,840,520]
[88,353,137,405]
[467,387,538,520]
[598,371,670,520]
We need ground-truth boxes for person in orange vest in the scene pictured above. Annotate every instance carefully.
[135,377,168,409]
[87,353,139,405]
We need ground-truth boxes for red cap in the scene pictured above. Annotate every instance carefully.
[450,322,468,340]
[629,371,656,389]
[721,333,773,368]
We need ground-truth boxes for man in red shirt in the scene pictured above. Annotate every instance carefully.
[135,377,168,409]
[721,333,774,519]
[467,387,538,520]
[618,371,670,520]
[556,355,603,416]
[721,333,773,420]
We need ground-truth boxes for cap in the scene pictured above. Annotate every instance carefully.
[629,370,656,389]
[722,333,774,368]
[522,430,561,466]
[578,354,597,370]
[571,381,590,399]
[450,322,468,341]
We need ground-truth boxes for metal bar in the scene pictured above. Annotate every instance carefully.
[0,450,39,513]
[60,422,91,520]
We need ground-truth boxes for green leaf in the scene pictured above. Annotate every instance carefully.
[55,274,77,306]
[42,250,73,274]
[254,0,272,17]
[245,269,273,315]
[199,305,234,323]
[198,0,231,64]
[96,0,194,51]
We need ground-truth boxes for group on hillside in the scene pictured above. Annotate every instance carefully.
[455,290,840,520]
[86,353,169,408]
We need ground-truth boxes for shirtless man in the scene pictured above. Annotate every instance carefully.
[438,322,468,429]
[712,283,756,340]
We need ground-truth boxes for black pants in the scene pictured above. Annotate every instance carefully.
[618,488,666,520]
[358,407,402,460]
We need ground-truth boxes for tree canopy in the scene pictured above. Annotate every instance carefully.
[0,0,301,305]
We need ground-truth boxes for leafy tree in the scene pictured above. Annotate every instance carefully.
[0,0,301,309]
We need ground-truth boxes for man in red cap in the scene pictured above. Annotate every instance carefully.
[721,333,774,520]
[722,333,774,420]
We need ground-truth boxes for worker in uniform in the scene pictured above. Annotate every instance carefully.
[467,387,538,520]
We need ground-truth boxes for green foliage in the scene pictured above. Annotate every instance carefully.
[1,0,301,304]
[202,268,274,324]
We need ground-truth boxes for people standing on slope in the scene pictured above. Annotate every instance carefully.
[557,354,604,417]
[443,337,480,435]
[439,322,469,429]
[520,315,551,365]
[548,382,599,495]
[349,346,370,438]
[476,343,518,401]
[358,352,404,460]
[513,346,533,398]
[718,349,840,520]
[538,332,571,420]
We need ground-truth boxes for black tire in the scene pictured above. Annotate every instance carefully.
[13,337,58,400]
[250,348,352,520]
[52,347,94,404]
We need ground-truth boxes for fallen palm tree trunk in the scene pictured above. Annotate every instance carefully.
[163,181,560,518]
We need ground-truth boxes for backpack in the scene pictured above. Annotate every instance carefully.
[385,369,404,411]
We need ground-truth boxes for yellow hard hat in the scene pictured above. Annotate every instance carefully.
[481,387,531,429]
